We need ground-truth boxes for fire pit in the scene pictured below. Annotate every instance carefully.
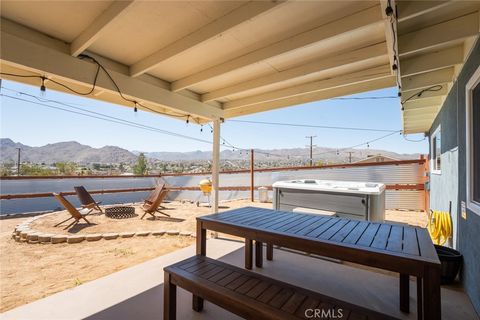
[105,206,137,219]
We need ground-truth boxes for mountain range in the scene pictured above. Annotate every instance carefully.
[0,139,137,164]
[1,138,421,164]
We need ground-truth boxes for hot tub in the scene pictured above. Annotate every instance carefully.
[272,179,385,221]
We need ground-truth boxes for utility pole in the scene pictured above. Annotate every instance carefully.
[250,149,254,202]
[305,136,316,166]
[16,148,21,175]
[348,152,353,163]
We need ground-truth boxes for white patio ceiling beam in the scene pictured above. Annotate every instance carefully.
[400,45,464,77]
[403,125,432,134]
[201,42,388,102]
[403,107,440,117]
[224,65,391,109]
[403,118,435,128]
[224,76,395,118]
[402,96,443,110]
[0,23,222,121]
[401,67,454,92]
[70,0,137,57]
[171,5,383,92]
[396,1,450,23]
[398,12,480,56]
[130,1,284,77]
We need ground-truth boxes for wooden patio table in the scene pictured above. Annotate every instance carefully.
[195,207,441,320]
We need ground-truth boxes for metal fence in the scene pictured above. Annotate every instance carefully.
[0,159,427,215]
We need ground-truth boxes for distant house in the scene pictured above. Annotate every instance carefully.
[353,154,398,164]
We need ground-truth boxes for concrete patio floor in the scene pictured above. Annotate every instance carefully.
[1,238,477,320]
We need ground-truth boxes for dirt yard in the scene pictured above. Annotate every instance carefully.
[29,199,272,236]
[0,199,426,312]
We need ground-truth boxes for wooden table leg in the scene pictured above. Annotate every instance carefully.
[255,241,263,268]
[417,276,423,319]
[266,243,273,261]
[196,222,206,256]
[423,266,441,320]
[400,273,410,313]
[193,222,206,311]
[245,238,253,270]
[164,272,176,320]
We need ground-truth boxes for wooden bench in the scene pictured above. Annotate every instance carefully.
[164,255,399,320]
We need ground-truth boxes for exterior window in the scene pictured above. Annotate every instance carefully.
[473,83,479,203]
[431,127,441,174]
[467,66,480,215]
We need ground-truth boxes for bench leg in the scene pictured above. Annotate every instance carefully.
[245,238,253,270]
[266,243,273,261]
[193,222,206,311]
[400,273,410,313]
[164,272,176,320]
[255,241,263,268]
[417,276,423,319]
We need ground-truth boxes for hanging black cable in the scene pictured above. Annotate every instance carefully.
[400,85,443,107]
[1,56,193,120]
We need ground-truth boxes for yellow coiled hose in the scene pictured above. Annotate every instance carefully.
[427,210,452,246]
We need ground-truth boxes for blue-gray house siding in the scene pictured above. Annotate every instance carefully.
[428,39,480,314]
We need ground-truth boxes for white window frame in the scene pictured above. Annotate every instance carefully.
[466,65,480,216]
[430,126,442,175]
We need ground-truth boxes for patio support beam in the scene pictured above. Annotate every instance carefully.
[171,5,383,92]
[400,45,464,77]
[70,0,137,57]
[401,67,454,92]
[201,43,388,102]
[211,119,221,218]
[129,0,284,77]
[398,12,480,56]
[224,65,391,109]
[0,23,223,121]
[224,76,395,118]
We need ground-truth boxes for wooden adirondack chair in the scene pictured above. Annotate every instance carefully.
[141,189,170,219]
[74,186,103,213]
[53,193,92,230]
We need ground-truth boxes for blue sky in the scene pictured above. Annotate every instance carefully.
[0,80,427,154]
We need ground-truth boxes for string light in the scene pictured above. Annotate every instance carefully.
[0,54,191,120]
[227,119,399,133]
[40,76,46,97]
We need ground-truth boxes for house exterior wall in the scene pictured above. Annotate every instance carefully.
[428,39,480,314]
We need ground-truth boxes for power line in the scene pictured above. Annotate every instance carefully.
[0,93,222,147]
[312,131,401,157]
[1,88,418,161]
[227,119,399,132]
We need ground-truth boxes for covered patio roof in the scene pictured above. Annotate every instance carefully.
[1,1,478,132]
[396,1,480,134]
[1,0,394,124]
